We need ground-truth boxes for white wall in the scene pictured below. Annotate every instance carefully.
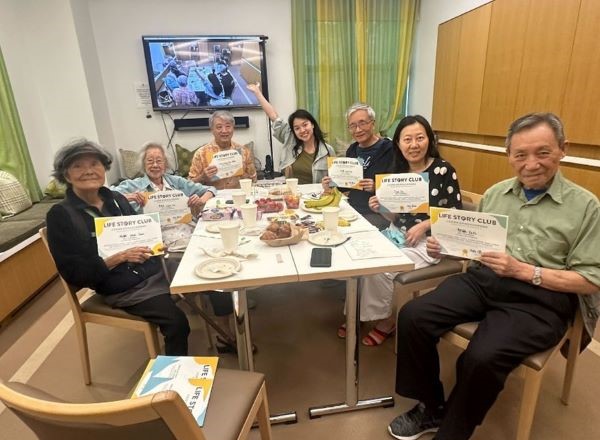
[408,0,492,120]
[0,0,294,186]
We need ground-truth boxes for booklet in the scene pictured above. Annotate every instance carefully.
[430,207,508,259]
[144,190,192,225]
[131,356,219,427]
[327,157,363,188]
[375,173,429,213]
[209,149,243,179]
[94,212,164,257]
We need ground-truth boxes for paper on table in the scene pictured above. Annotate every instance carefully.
[344,236,401,260]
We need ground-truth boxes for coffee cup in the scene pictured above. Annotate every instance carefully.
[239,178,252,196]
[239,203,258,228]
[286,178,298,194]
[218,221,241,252]
[231,190,246,207]
[321,206,340,232]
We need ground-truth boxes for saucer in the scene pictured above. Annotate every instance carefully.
[240,226,263,236]
[195,258,241,279]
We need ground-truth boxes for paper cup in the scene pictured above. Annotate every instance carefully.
[322,206,340,232]
[239,178,252,196]
[231,190,246,207]
[286,178,298,194]
[239,203,258,227]
[218,221,240,252]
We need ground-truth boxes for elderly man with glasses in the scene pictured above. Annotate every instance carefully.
[322,103,396,229]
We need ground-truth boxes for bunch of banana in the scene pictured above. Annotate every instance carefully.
[304,187,343,209]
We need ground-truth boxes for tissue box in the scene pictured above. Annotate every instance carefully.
[201,207,234,221]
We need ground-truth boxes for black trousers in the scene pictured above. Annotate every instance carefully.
[395,263,575,440]
[123,294,190,356]
[206,291,234,316]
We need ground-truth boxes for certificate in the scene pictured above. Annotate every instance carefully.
[327,157,363,188]
[430,207,508,259]
[209,150,243,179]
[375,173,429,213]
[144,190,192,225]
[94,212,164,257]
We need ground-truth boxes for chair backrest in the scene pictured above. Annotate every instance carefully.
[460,190,483,211]
[0,379,205,440]
[39,227,87,319]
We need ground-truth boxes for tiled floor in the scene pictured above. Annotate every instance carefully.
[1,278,599,439]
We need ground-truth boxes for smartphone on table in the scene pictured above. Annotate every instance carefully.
[310,247,332,267]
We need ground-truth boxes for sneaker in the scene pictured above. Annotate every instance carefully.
[388,402,442,440]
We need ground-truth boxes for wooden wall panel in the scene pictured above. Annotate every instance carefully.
[452,3,492,133]
[431,18,461,131]
[439,144,600,198]
[562,0,600,145]
[478,0,531,136]
[514,0,580,117]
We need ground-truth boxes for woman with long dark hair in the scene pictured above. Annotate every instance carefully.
[247,83,335,184]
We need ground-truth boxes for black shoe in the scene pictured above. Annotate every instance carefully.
[388,402,442,440]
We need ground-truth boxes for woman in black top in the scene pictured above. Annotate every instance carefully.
[46,138,189,355]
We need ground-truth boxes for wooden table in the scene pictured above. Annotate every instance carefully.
[170,185,414,421]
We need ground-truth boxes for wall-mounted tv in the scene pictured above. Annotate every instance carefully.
[142,35,269,112]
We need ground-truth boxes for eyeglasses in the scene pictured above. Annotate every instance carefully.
[145,159,164,166]
[348,119,373,131]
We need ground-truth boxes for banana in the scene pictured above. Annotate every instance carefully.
[304,192,335,208]
[329,187,343,207]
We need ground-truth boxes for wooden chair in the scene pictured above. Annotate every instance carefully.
[39,227,160,385]
[441,309,584,440]
[0,368,273,440]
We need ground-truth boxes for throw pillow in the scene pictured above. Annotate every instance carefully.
[175,144,200,177]
[0,171,33,217]
[119,148,142,179]
[44,178,67,199]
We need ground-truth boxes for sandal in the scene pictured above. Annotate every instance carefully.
[362,326,395,346]
[337,323,346,339]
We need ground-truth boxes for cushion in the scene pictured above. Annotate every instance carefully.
[119,148,142,180]
[175,144,200,177]
[43,179,66,199]
[0,171,33,217]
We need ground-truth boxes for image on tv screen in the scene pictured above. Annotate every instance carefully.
[142,35,268,111]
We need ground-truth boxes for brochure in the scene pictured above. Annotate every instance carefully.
[327,157,363,188]
[209,150,243,179]
[94,212,163,257]
[430,207,508,259]
[132,356,219,427]
[144,190,192,225]
[375,173,429,213]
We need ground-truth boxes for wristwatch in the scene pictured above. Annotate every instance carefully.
[532,266,542,286]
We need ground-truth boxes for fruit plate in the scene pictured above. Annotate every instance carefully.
[300,199,347,213]
[195,257,241,279]
[308,230,347,246]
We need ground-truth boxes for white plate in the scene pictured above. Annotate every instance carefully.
[300,199,348,213]
[308,230,347,246]
[195,258,241,279]
[205,223,224,233]
[240,226,263,236]
[339,212,358,222]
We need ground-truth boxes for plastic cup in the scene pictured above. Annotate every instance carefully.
[286,178,298,194]
[239,178,252,196]
[239,203,258,228]
[218,221,240,252]
[231,190,246,208]
[283,192,301,210]
[322,206,340,232]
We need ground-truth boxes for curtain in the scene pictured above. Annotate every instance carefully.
[292,0,418,151]
[0,46,42,202]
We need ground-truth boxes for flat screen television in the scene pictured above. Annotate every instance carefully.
[142,35,269,111]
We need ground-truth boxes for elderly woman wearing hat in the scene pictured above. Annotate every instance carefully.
[45,138,190,355]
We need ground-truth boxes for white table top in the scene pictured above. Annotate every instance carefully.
[170,184,415,293]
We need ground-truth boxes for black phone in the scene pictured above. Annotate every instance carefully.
[310,247,332,267]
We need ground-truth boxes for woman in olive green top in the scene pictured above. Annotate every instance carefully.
[247,83,336,184]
